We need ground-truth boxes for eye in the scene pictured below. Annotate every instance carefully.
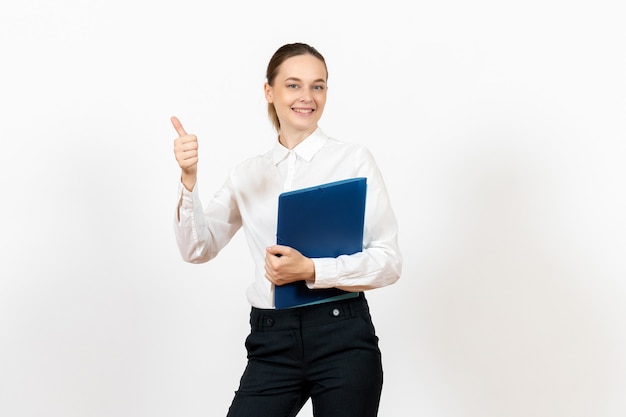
[313,85,325,90]
[287,84,299,89]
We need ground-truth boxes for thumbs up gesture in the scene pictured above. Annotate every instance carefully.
[171,116,198,191]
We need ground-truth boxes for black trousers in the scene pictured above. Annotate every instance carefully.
[226,293,383,417]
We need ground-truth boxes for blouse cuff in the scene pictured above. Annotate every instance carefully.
[307,258,338,289]
[178,181,198,210]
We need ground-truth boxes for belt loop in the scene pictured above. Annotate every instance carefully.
[346,293,358,318]
[250,307,267,331]
[352,292,366,317]
[249,307,257,330]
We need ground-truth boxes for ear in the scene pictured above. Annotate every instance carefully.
[264,82,273,103]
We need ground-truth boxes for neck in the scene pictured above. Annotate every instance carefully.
[278,126,317,149]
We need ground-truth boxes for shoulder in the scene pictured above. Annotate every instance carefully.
[231,148,274,172]
[324,134,373,153]
[324,135,377,164]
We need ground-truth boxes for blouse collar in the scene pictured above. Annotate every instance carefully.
[272,127,328,165]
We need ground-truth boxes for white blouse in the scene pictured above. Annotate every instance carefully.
[174,127,402,308]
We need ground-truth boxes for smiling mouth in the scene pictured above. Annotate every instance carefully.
[292,108,314,114]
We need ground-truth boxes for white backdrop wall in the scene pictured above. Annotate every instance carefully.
[1,1,624,416]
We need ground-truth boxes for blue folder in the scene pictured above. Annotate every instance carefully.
[274,177,367,309]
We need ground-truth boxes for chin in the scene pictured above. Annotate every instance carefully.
[294,117,320,129]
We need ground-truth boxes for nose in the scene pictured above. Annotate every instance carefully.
[299,91,312,103]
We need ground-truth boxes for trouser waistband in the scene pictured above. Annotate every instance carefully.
[250,292,368,331]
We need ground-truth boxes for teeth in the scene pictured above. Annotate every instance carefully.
[293,108,313,113]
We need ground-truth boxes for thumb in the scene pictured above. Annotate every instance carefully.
[267,245,288,257]
[170,116,188,136]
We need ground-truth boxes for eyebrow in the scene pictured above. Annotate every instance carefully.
[284,77,326,84]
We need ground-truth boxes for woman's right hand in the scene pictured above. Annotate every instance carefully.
[171,116,198,191]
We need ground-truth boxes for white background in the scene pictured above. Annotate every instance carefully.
[1,1,624,416]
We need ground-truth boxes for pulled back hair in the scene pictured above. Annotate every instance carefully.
[266,43,328,133]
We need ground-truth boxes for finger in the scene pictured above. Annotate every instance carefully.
[266,245,286,256]
[176,149,198,162]
[175,139,198,151]
[179,157,199,170]
[170,116,188,136]
[264,263,276,282]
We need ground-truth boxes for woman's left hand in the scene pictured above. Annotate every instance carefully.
[264,245,315,286]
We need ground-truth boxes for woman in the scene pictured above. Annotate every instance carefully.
[172,42,402,417]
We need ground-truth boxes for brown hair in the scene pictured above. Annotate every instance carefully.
[265,43,328,132]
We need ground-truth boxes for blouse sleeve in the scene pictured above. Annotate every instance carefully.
[173,178,242,263]
[309,147,402,291]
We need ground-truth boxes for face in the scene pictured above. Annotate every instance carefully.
[264,54,328,138]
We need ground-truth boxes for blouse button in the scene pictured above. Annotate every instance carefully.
[332,308,340,317]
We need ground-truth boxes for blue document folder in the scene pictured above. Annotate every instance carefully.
[274,177,367,309]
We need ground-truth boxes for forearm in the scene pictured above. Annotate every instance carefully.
[174,181,242,264]
[174,185,215,263]
[309,244,402,291]
[180,171,197,192]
